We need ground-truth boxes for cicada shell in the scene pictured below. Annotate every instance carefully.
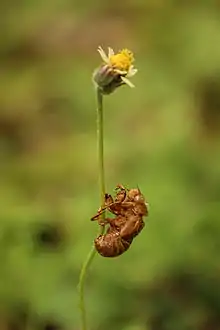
[92,185,149,258]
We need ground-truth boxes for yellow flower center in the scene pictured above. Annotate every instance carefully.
[109,49,134,72]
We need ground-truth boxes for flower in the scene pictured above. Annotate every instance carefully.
[93,46,138,94]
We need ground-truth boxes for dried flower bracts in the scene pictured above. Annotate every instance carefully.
[91,185,149,257]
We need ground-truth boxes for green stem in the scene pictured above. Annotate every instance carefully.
[78,87,106,330]
[97,88,106,202]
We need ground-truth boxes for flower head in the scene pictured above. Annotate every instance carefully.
[93,46,138,94]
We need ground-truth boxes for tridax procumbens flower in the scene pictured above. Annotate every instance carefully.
[93,46,138,94]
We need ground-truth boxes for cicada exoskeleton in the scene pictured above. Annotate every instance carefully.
[92,185,149,257]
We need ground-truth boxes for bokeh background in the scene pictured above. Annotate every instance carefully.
[1,1,220,329]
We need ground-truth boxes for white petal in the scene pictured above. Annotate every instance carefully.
[127,67,138,77]
[114,69,128,75]
[97,46,109,63]
[108,47,114,57]
[121,76,135,88]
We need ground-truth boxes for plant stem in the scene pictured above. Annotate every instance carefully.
[97,87,106,203]
[78,87,106,330]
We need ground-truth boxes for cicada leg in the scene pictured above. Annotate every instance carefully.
[91,207,105,221]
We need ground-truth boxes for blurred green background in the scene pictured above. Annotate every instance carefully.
[1,1,220,329]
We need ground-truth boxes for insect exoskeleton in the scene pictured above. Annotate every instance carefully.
[94,228,132,257]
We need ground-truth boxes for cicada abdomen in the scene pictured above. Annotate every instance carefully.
[94,229,132,258]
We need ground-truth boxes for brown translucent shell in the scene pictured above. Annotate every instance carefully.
[92,185,149,258]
